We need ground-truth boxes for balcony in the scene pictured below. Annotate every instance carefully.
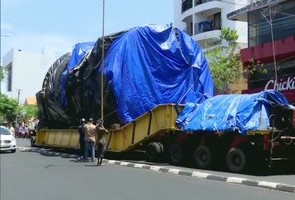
[195,0,221,6]
[194,19,221,35]
[182,0,221,13]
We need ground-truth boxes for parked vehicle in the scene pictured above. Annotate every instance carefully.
[0,125,17,153]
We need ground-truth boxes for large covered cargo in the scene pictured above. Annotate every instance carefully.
[37,24,214,129]
[33,24,295,173]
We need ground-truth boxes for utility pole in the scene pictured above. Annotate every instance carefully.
[15,89,21,125]
[17,89,21,105]
[0,66,3,95]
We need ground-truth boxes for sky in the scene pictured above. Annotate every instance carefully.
[1,0,174,59]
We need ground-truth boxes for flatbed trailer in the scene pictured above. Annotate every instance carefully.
[32,103,295,173]
[34,104,183,153]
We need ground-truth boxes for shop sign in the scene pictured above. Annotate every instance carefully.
[264,76,295,91]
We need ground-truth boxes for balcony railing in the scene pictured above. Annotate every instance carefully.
[182,0,222,13]
[195,0,221,6]
[194,20,221,35]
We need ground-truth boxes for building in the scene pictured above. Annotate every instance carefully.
[1,48,57,104]
[228,0,295,105]
[174,0,251,49]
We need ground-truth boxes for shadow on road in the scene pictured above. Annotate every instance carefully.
[20,146,295,176]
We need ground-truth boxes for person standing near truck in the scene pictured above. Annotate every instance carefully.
[96,119,109,166]
[77,118,86,160]
[83,118,96,162]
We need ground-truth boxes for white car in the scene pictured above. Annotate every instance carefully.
[0,125,17,153]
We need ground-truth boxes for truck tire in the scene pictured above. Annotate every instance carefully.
[194,145,212,169]
[226,147,246,173]
[145,142,163,162]
[169,144,183,165]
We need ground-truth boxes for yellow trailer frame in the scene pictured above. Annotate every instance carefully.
[35,104,183,152]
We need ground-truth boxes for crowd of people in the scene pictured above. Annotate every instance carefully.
[6,117,108,166]
[8,120,37,139]
[77,118,109,166]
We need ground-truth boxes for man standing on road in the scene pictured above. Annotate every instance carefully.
[83,118,96,162]
[77,118,86,160]
[96,119,109,166]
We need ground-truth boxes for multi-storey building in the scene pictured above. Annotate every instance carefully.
[174,0,251,49]
[228,0,295,105]
[1,48,57,104]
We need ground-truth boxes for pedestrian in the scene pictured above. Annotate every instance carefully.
[96,119,109,166]
[77,118,86,160]
[8,123,15,137]
[82,118,96,162]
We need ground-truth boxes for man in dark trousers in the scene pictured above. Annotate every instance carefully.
[96,119,109,166]
[77,118,86,160]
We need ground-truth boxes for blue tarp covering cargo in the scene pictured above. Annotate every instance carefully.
[61,42,95,108]
[102,24,214,123]
[176,90,290,135]
[37,24,215,128]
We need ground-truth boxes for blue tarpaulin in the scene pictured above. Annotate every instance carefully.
[101,24,214,123]
[61,42,95,108]
[38,24,215,128]
[176,90,290,135]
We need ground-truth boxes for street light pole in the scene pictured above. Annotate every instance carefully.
[17,89,21,105]
[15,89,21,125]
[0,66,3,95]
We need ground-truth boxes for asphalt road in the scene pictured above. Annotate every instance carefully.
[0,138,295,200]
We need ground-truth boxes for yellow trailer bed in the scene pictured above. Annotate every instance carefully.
[35,104,183,152]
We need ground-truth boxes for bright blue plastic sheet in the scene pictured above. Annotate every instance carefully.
[61,42,95,108]
[101,24,215,123]
[176,90,290,135]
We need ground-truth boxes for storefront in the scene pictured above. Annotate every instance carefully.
[241,35,295,105]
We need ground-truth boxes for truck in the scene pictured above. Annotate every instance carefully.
[32,24,295,173]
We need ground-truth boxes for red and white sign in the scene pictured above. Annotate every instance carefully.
[264,76,295,91]
[243,75,295,104]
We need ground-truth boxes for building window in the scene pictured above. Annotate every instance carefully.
[248,0,295,47]
[182,0,193,13]
[6,62,12,92]
[213,12,221,30]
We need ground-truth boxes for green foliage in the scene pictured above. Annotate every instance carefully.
[16,105,38,123]
[244,59,267,76]
[220,27,238,45]
[0,66,4,82]
[0,94,38,124]
[0,94,18,124]
[205,28,242,93]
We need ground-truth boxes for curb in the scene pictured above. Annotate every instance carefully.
[105,160,295,193]
[18,147,295,193]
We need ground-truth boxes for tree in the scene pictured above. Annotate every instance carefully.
[0,66,4,95]
[0,94,18,124]
[0,94,38,125]
[16,105,38,123]
[205,28,242,94]
[0,66,4,82]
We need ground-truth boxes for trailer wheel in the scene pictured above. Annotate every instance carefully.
[226,148,246,173]
[194,145,212,169]
[145,142,163,162]
[169,144,183,165]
